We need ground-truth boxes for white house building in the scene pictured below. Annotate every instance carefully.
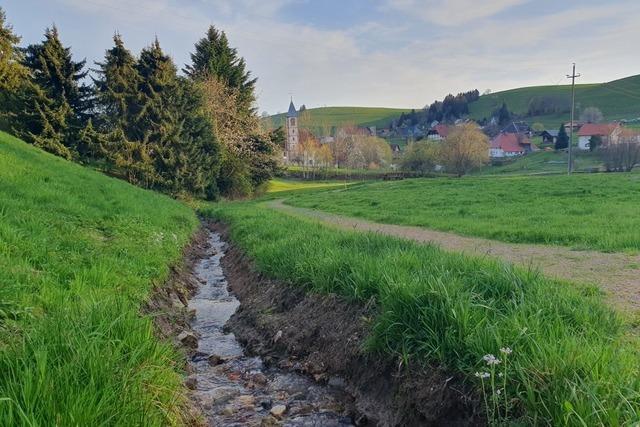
[490,133,534,158]
[576,123,622,150]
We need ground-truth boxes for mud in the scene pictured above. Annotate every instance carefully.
[215,223,482,426]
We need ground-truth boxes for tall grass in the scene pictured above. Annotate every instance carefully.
[286,174,640,252]
[203,201,640,425]
[0,132,198,425]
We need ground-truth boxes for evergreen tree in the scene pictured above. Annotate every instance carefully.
[92,33,140,137]
[184,26,256,110]
[12,26,91,158]
[0,7,27,93]
[496,102,511,125]
[555,124,569,150]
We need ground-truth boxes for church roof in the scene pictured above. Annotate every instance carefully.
[287,100,298,118]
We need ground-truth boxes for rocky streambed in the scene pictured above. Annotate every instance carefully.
[185,231,357,426]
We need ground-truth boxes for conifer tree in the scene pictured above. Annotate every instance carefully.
[0,7,27,92]
[555,124,569,150]
[12,26,91,158]
[184,26,256,110]
[92,33,140,136]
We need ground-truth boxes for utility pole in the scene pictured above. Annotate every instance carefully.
[567,63,581,174]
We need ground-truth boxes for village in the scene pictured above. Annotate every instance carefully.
[282,99,640,174]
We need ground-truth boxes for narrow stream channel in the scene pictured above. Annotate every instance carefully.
[188,231,356,426]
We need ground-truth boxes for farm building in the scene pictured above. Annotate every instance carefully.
[540,130,559,144]
[426,124,451,141]
[577,123,622,150]
[490,133,535,158]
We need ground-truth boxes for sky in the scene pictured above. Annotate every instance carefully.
[3,0,640,114]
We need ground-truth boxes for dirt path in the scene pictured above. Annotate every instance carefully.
[268,199,640,313]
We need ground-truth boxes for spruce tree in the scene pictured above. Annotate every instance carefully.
[184,26,256,110]
[0,7,27,92]
[12,26,91,158]
[555,124,569,150]
[92,33,140,136]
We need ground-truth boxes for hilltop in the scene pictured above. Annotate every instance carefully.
[468,74,640,127]
[265,106,412,132]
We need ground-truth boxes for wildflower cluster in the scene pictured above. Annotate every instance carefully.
[476,347,514,424]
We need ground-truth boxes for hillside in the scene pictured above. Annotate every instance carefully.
[0,132,198,425]
[266,106,412,132]
[469,74,640,127]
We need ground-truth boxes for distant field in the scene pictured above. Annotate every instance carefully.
[267,178,347,193]
[265,106,413,132]
[475,150,602,176]
[0,132,197,425]
[285,174,640,252]
[469,74,640,127]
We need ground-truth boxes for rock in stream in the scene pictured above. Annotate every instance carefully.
[188,232,355,426]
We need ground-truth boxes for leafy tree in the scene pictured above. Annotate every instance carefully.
[0,7,27,93]
[531,122,545,133]
[400,140,439,174]
[589,135,602,152]
[184,25,256,111]
[555,124,569,150]
[11,26,91,158]
[440,123,489,176]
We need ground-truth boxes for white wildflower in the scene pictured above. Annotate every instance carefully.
[474,371,490,379]
[500,347,512,355]
[483,354,501,365]
[498,372,504,378]
[496,389,502,395]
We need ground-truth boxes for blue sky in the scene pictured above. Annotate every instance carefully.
[3,0,640,114]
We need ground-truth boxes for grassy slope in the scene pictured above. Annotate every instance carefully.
[0,132,198,425]
[285,174,640,252]
[201,201,639,425]
[266,106,412,132]
[469,74,640,127]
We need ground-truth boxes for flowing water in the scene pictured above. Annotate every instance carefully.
[188,232,355,426]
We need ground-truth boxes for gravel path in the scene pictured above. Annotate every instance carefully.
[268,199,640,313]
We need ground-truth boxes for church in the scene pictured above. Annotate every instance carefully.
[285,100,299,161]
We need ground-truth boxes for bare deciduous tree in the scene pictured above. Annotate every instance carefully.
[580,107,603,124]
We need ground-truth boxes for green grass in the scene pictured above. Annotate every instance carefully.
[285,174,640,252]
[469,74,640,127]
[265,106,412,133]
[267,179,347,193]
[201,201,640,425]
[476,150,602,176]
[0,132,198,425]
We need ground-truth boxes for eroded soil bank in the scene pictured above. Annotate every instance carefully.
[215,223,482,426]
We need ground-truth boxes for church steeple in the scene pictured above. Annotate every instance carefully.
[287,99,298,118]
[285,99,299,161]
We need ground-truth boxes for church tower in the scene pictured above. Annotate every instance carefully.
[286,100,299,160]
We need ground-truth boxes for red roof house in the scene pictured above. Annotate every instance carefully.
[427,124,451,140]
[577,123,622,150]
[490,133,534,158]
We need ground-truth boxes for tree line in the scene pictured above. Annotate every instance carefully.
[395,89,480,128]
[0,8,280,199]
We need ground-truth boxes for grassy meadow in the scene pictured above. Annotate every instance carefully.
[285,174,640,252]
[266,106,412,132]
[201,200,640,425]
[474,150,602,176]
[469,74,640,126]
[0,132,198,425]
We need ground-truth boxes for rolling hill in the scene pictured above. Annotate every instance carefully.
[469,74,640,127]
[265,106,412,133]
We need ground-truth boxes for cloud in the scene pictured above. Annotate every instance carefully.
[385,0,529,25]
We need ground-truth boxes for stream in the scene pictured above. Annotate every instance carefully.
[187,232,356,426]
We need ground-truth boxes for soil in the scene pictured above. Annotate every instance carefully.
[268,199,640,314]
[214,223,482,426]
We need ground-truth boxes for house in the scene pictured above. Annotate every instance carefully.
[390,143,402,159]
[540,130,559,145]
[426,124,450,141]
[577,123,622,150]
[501,121,532,136]
[490,133,535,158]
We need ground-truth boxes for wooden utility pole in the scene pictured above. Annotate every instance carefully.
[567,63,581,174]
